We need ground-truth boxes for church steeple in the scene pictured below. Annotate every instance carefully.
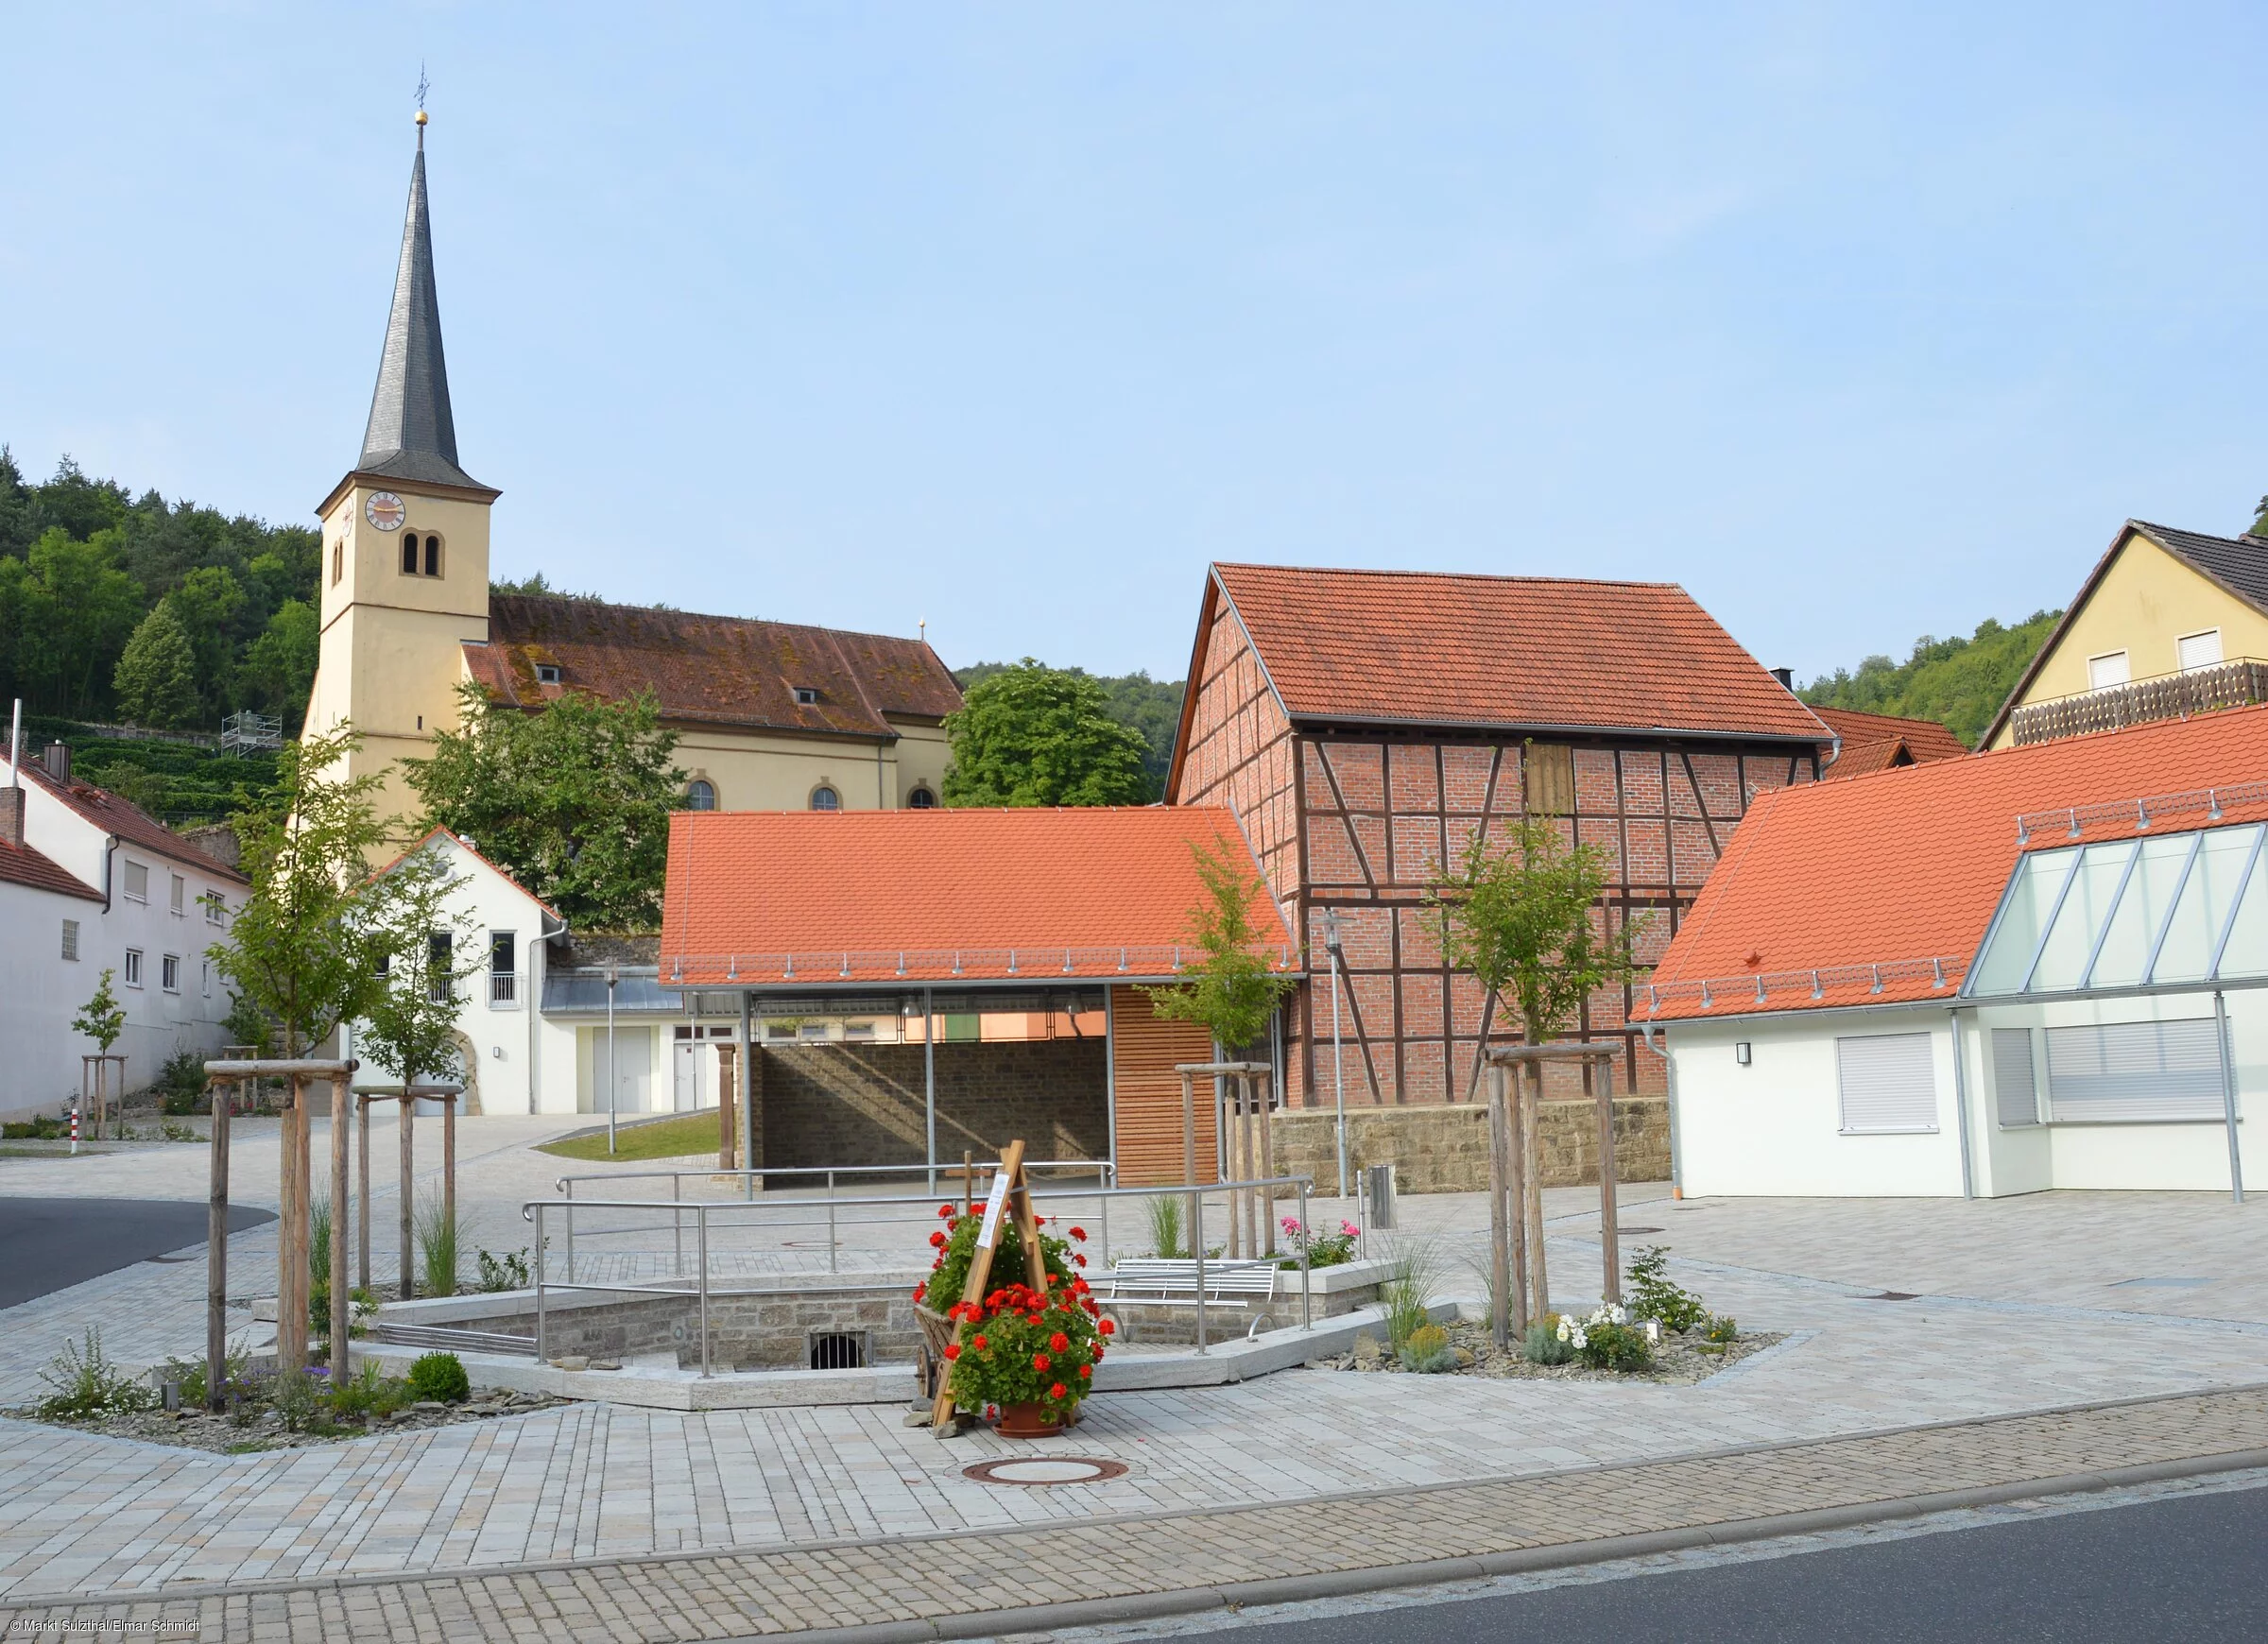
[357,111,483,490]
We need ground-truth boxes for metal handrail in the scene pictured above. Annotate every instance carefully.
[522,1173,1314,1374]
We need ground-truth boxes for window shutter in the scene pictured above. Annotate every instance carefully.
[1991,1028,2038,1127]
[2178,630,2224,673]
[1527,743,1574,815]
[1836,1032,1938,1133]
[2045,1020,2223,1122]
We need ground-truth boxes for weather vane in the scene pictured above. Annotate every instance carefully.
[415,63,430,142]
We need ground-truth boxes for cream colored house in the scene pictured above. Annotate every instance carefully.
[1983,520,2268,750]
[303,118,958,830]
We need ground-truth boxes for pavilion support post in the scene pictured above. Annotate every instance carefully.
[1258,1072,1279,1257]
[356,1095,371,1294]
[1595,1056,1622,1304]
[1486,1064,1514,1349]
[717,1043,738,1169]
[443,1093,457,1251]
[206,1076,231,1411]
[399,1092,416,1302]
[277,1078,305,1375]
[1179,1069,1199,1261]
[2218,990,2245,1205]
[329,1079,352,1376]
[1522,1062,1548,1318]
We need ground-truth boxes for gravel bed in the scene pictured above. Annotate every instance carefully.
[15,1388,568,1454]
[1309,1317,1784,1384]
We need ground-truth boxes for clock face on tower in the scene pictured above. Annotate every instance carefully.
[365,492,406,531]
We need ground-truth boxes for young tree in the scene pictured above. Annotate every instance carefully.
[112,602,200,728]
[355,848,484,1098]
[404,682,682,930]
[1141,834,1297,1052]
[73,968,127,1138]
[1429,815,1645,1049]
[942,659,1152,808]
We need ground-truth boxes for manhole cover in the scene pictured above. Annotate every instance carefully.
[962,1456,1129,1486]
[1868,1291,1919,1302]
[1615,1226,1662,1235]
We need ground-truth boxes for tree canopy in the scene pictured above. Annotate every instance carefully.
[355,848,485,1093]
[0,449,322,729]
[1141,834,1297,1052]
[943,659,1156,808]
[954,660,1183,799]
[1801,608,2062,747]
[404,682,684,931]
[113,603,200,729]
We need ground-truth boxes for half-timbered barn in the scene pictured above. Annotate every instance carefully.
[1165,563,1835,1112]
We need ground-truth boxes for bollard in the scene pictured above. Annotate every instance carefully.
[69,1104,79,1156]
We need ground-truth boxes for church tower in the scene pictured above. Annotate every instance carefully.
[304,109,498,827]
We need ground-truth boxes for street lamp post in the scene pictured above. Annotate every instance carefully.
[605,962,619,1156]
[1322,910,1348,1203]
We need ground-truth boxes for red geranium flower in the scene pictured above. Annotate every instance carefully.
[1049,1332,1069,1353]
[943,1344,960,1361]
[928,1230,947,1248]
[938,1205,955,1219]
[1078,1363,1092,1379]
[1033,1352,1052,1372]
[972,1334,988,1350]
[912,1283,925,1301]
[1069,1226,1088,1242]
[1049,1382,1068,1399]
[1072,1254,1087,1268]
[1098,1318,1116,1336]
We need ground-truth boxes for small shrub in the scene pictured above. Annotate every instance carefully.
[1559,1304,1657,1372]
[1143,1194,1185,1259]
[37,1327,156,1419]
[416,1197,459,1297]
[1400,1322,1457,1373]
[159,1337,253,1409]
[1277,1216,1360,1270]
[1627,1245,1708,1334]
[269,1368,327,1432]
[476,1247,532,1293]
[1703,1313,1740,1344]
[329,1361,414,1421]
[3,1115,68,1140]
[1521,1313,1575,1365]
[1379,1236,1441,1350]
[154,1045,208,1115]
[406,1351,471,1404]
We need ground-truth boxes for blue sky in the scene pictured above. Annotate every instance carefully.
[5,4,2265,685]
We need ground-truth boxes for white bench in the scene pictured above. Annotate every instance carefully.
[1095,1259,1281,1338]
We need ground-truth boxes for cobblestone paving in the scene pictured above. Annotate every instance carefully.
[5,1387,2267,1641]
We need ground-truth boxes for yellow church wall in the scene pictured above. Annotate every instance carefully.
[319,482,496,630]
[669,717,949,812]
[1986,535,2268,749]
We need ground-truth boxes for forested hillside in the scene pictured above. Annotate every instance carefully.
[953,661,1185,798]
[0,450,322,733]
[1801,609,2061,747]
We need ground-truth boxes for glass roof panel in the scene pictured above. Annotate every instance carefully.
[2088,834,2196,988]
[1969,847,2075,997]
[2030,840,2135,992]
[2208,844,2268,982]
[2152,826,2260,985]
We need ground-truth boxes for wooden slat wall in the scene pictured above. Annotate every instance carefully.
[1110,985,1219,1186]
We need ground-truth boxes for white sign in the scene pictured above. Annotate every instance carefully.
[975,1171,1012,1250]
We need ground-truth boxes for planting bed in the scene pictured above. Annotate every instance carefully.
[1312,1318,1785,1384]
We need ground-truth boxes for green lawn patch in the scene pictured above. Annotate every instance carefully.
[538,1112,725,1162]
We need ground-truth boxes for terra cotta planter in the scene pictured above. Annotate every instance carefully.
[994,1401,1064,1438]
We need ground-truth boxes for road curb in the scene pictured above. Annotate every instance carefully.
[744,1445,2268,1642]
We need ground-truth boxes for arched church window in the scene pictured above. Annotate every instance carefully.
[332,543,343,586]
[907,786,937,809]
[402,534,420,575]
[810,785,841,812]
[424,534,442,576]
[686,779,716,811]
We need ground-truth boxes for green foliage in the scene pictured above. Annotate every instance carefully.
[1277,1215,1359,1270]
[355,848,483,1097]
[18,709,279,828]
[416,1196,460,1297]
[406,1351,471,1403]
[112,602,200,729]
[539,1110,728,1161]
[328,1361,414,1421]
[942,1275,1105,1419]
[1140,834,1298,1052]
[73,968,126,1054]
[1703,1313,1741,1344]
[476,1248,532,1292]
[268,1367,329,1431]
[490,570,604,600]
[1379,1236,1441,1349]
[1802,609,2063,747]
[37,1327,155,1419]
[941,659,1152,807]
[0,450,321,728]
[159,1337,252,1408]
[1400,1322,1457,1373]
[952,661,1184,797]
[405,681,683,930]
[210,727,393,1054]
[1627,1246,1709,1334]
[239,600,318,730]
[918,1199,1077,1314]
[155,1045,207,1115]
[1143,1193,1186,1260]
[1565,1307,1655,1372]
[1431,813,1643,1046]
[222,990,275,1056]
[1522,1314,1576,1365]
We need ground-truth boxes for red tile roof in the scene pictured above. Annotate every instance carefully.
[469,595,962,740]
[1209,563,1831,742]
[15,762,248,884]
[0,834,102,901]
[1640,704,2268,1021]
[661,807,1300,985]
[1813,705,1970,779]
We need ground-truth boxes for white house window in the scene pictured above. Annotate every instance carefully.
[810,785,840,812]
[536,663,562,685]
[61,919,78,961]
[2177,629,2224,673]
[844,1020,877,1040]
[686,779,717,811]
[1992,1027,2038,1127]
[170,873,185,916]
[124,949,144,988]
[799,1021,830,1041]
[2045,1019,2223,1122]
[766,1020,798,1039]
[490,932,517,1005]
[427,933,455,1004]
[794,687,820,706]
[1835,1032,1938,1134]
[162,953,180,993]
[2088,650,2131,690]
[907,786,937,809]
[205,893,225,925]
[123,862,149,902]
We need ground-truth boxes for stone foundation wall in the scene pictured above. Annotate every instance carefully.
[442,1282,923,1371]
[759,1040,1108,1170]
[1270,1098,1671,1195]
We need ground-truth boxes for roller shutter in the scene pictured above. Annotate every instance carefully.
[1836,1032,1938,1134]
[2045,1019,2223,1122]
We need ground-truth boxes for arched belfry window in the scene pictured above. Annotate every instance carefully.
[686,779,716,812]
[424,534,441,576]
[402,534,420,575]
[810,785,841,812]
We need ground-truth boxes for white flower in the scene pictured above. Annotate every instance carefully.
[1555,1319,1572,1343]
[1568,1326,1588,1349]
[1606,1304,1629,1327]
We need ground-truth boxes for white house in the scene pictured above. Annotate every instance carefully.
[1638,704,2268,1199]
[343,829,735,1119]
[0,743,249,1122]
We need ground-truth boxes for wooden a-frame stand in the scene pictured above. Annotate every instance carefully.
[929,1139,1048,1431]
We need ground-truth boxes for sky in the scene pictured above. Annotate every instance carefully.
[5,4,2266,686]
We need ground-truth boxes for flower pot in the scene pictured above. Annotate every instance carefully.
[994,1401,1065,1438]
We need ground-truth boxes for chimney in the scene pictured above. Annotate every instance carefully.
[41,742,70,784]
[0,786,20,849]
[1769,667,1794,690]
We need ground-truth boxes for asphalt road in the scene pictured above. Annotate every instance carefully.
[1211,1478,2268,1642]
[0,1197,274,1308]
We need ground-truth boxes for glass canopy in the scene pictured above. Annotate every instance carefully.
[1966,821,2268,1000]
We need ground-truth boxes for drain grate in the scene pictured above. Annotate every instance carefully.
[809,1331,866,1370]
[1615,1226,1663,1236]
[963,1457,1130,1486]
